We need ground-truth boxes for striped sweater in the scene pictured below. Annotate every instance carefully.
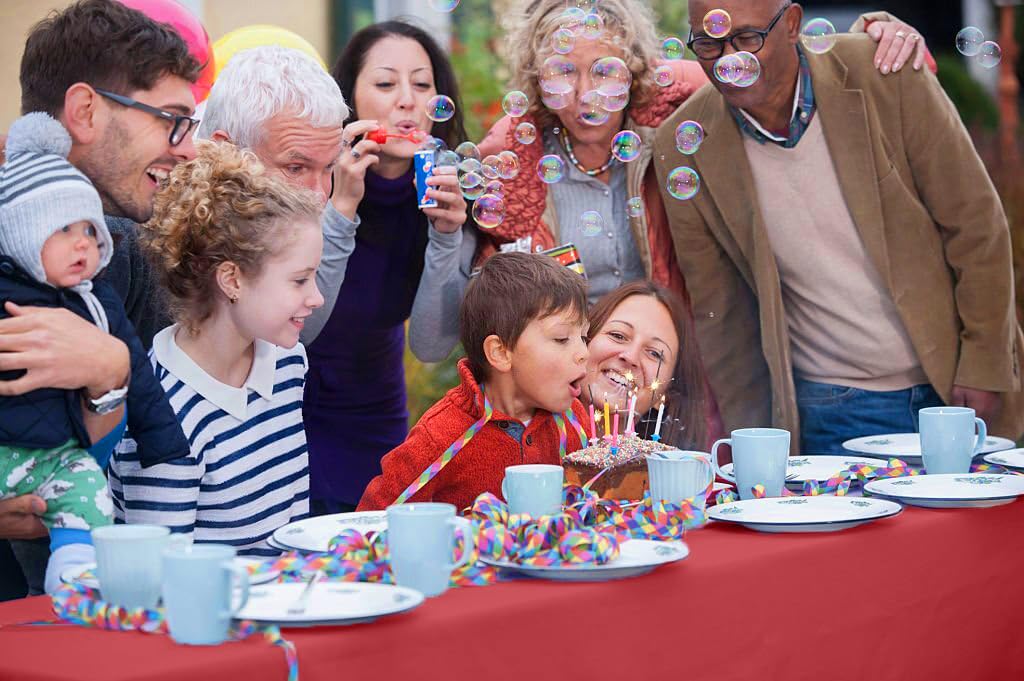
[109,326,310,556]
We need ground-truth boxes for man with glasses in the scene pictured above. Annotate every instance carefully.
[0,0,199,597]
[654,0,1023,454]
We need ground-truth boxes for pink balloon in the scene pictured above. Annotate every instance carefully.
[118,0,216,102]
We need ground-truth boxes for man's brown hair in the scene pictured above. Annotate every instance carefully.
[20,0,200,116]
[460,252,588,383]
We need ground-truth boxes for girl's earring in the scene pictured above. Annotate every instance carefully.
[229,295,238,305]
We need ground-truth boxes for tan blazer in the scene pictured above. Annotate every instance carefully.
[654,35,1024,449]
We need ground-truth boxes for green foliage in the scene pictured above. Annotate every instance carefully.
[450,0,508,143]
[934,53,1000,131]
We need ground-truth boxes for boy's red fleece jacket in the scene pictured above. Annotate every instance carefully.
[358,359,589,512]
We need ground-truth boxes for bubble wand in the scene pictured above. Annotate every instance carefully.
[366,127,428,145]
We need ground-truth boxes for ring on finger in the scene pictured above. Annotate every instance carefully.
[351,149,362,160]
[341,138,351,148]
[894,30,906,39]
[908,33,920,41]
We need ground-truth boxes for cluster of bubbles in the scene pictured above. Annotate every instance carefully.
[425,94,456,123]
[427,0,459,12]
[454,141,510,229]
[800,18,837,55]
[553,4,606,55]
[956,26,1002,69]
[713,51,761,88]
[667,7,711,204]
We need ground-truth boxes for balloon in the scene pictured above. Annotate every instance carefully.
[212,25,327,78]
[118,0,215,103]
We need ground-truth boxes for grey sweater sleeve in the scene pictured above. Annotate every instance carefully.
[300,202,359,345]
[408,224,477,363]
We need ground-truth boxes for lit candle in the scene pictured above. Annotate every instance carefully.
[613,413,620,447]
[603,400,611,439]
[652,395,666,441]
[588,403,597,443]
[625,391,637,436]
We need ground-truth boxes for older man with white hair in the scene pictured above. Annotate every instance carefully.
[199,45,374,342]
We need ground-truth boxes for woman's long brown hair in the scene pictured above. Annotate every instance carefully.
[587,281,709,449]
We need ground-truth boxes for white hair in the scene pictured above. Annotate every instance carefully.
[197,46,349,149]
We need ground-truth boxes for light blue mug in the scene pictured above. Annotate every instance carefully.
[386,503,473,597]
[92,524,187,609]
[646,450,715,510]
[919,406,987,474]
[711,428,791,500]
[161,544,249,645]
[501,464,564,517]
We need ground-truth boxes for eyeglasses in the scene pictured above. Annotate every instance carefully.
[94,88,199,146]
[686,3,791,60]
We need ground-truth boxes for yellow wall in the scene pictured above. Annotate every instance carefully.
[0,0,330,129]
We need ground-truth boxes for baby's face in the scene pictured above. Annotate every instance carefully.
[41,221,101,288]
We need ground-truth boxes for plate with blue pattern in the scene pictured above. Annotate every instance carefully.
[842,433,1014,463]
[864,473,1024,508]
[479,539,690,581]
[983,448,1024,472]
[707,495,902,533]
[272,511,388,553]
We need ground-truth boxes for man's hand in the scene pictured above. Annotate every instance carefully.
[0,302,129,397]
[0,495,47,540]
[950,385,1002,424]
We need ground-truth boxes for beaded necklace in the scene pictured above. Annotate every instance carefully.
[558,127,614,177]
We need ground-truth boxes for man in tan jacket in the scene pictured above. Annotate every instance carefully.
[655,0,1023,454]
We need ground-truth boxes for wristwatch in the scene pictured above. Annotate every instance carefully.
[82,379,130,415]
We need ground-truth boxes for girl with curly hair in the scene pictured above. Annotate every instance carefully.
[108,140,324,556]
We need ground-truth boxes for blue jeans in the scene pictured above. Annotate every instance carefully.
[796,378,944,454]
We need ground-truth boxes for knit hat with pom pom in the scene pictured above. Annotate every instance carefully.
[0,112,111,284]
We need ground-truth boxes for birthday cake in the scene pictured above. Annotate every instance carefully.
[563,435,671,501]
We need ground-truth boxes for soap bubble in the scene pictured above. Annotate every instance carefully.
[654,65,675,87]
[542,90,573,110]
[583,12,604,39]
[661,37,685,61]
[627,196,643,218]
[426,95,455,122]
[800,18,837,55]
[485,180,504,198]
[455,141,481,161]
[713,53,743,84]
[462,182,486,201]
[459,169,483,190]
[458,157,482,175]
[580,210,604,237]
[537,155,566,184]
[592,56,632,112]
[515,122,538,145]
[481,155,502,180]
[428,0,459,11]
[418,136,445,152]
[667,166,700,200]
[703,9,732,39]
[579,89,611,126]
[472,194,506,229]
[502,90,529,117]
[572,0,597,11]
[539,55,577,109]
[552,27,576,54]
[435,150,459,168]
[978,41,1002,68]
[498,150,520,179]
[610,130,642,162]
[732,51,761,88]
[675,120,704,155]
[955,26,985,57]
[561,7,587,35]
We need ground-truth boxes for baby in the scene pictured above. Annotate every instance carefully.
[0,113,188,594]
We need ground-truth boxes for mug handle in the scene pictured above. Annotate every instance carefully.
[710,438,735,482]
[500,477,509,502]
[972,417,988,456]
[449,516,474,570]
[697,454,715,498]
[222,562,250,619]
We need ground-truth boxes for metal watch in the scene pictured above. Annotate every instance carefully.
[83,384,129,415]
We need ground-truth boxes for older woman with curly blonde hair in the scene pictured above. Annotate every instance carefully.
[110,140,325,556]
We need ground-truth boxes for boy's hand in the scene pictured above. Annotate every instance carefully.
[0,495,47,540]
[0,302,129,397]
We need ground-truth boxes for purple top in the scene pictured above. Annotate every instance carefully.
[303,169,429,506]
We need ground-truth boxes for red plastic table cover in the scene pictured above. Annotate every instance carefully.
[1,502,1022,681]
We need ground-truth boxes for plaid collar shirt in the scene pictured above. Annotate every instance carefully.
[731,46,816,149]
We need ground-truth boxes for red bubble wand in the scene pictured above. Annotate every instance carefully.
[366,127,428,145]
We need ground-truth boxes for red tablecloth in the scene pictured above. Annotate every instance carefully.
[2,502,1023,681]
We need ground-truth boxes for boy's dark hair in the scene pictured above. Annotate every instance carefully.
[460,252,588,383]
[20,0,200,117]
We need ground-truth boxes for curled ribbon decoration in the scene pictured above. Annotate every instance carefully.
[50,582,299,681]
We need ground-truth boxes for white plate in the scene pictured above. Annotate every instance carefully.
[272,511,388,552]
[720,455,887,486]
[864,472,1024,508]
[479,539,689,581]
[983,448,1024,471]
[842,433,1014,463]
[707,495,902,533]
[61,557,280,589]
[235,581,423,627]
